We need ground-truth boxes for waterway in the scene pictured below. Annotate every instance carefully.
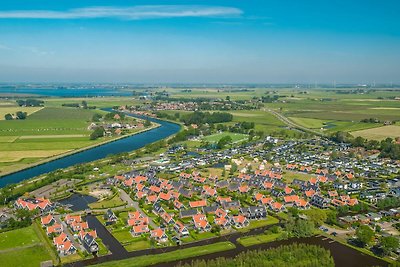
[0,111,181,188]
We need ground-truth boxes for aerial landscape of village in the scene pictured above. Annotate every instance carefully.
[0,1,399,267]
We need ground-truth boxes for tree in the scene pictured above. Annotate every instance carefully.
[90,127,104,140]
[81,100,88,109]
[217,135,232,149]
[380,236,399,255]
[144,120,151,127]
[16,111,27,120]
[356,225,375,247]
[304,209,327,227]
[4,113,13,120]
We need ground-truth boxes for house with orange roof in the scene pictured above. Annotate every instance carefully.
[263,182,274,190]
[71,221,89,232]
[189,199,207,208]
[65,215,82,225]
[239,185,250,193]
[331,199,346,207]
[158,192,172,201]
[294,199,310,210]
[254,193,264,202]
[231,215,249,228]
[260,197,273,205]
[269,201,285,212]
[15,197,53,212]
[215,216,230,228]
[146,194,158,204]
[174,221,189,237]
[284,187,294,195]
[345,173,354,180]
[131,224,149,236]
[305,189,316,198]
[202,186,217,197]
[347,198,359,206]
[53,232,69,248]
[192,214,211,232]
[128,211,149,226]
[328,190,338,198]
[150,185,161,193]
[123,177,134,187]
[160,211,175,225]
[57,240,76,256]
[284,195,300,204]
[46,224,63,235]
[173,199,185,210]
[151,228,168,242]
[216,196,231,204]
[318,176,328,183]
[41,214,55,226]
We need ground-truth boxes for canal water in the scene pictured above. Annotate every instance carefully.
[58,194,98,211]
[0,111,180,188]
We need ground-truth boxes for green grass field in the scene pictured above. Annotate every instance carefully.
[94,241,236,267]
[237,232,282,247]
[0,226,53,267]
[89,194,126,209]
[351,125,400,140]
[203,132,248,143]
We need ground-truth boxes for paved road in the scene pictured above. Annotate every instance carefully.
[119,189,157,228]
[264,108,325,137]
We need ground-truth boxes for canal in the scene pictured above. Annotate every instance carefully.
[0,111,180,188]
[66,223,388,267]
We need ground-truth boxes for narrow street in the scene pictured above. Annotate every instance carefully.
[118,189,157,229]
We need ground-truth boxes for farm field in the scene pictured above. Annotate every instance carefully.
[351,125,400,140]
[0,226,52,267]
[0,104,133,175]
[0,106,43,120]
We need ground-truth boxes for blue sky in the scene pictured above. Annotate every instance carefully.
[0,0,399,83]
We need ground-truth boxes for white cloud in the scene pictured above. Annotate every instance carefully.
[21,46,54,56]
[0,5,242,20]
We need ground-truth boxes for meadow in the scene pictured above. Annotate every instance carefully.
[351,125,400,140]
[0,226,53,267]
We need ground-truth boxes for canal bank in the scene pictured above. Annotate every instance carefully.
[65,221,388,267]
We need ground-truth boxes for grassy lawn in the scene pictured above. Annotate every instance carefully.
[203,132,248,143]
[94,241,236,267]
[0,225,53,267]
[237,232,282,247]
[0,243,53,267]
[112,229,136,244]
[124,240,151,252]
[89,193,126,209]
[190,231,217,240]
[238,216,279,232]
[288,117,326,129]
[0,226,40,250]
[283,170,313,182]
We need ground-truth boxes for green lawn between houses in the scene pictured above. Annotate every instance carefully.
[94,241,236,267]
[0,225,53,267]
[237,232,282,247]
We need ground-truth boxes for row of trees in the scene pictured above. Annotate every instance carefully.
[16,99,44,107]
[179,244,334,267]
[331,131,400,160]
[180,111,233,125]
[4,111,27,120]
